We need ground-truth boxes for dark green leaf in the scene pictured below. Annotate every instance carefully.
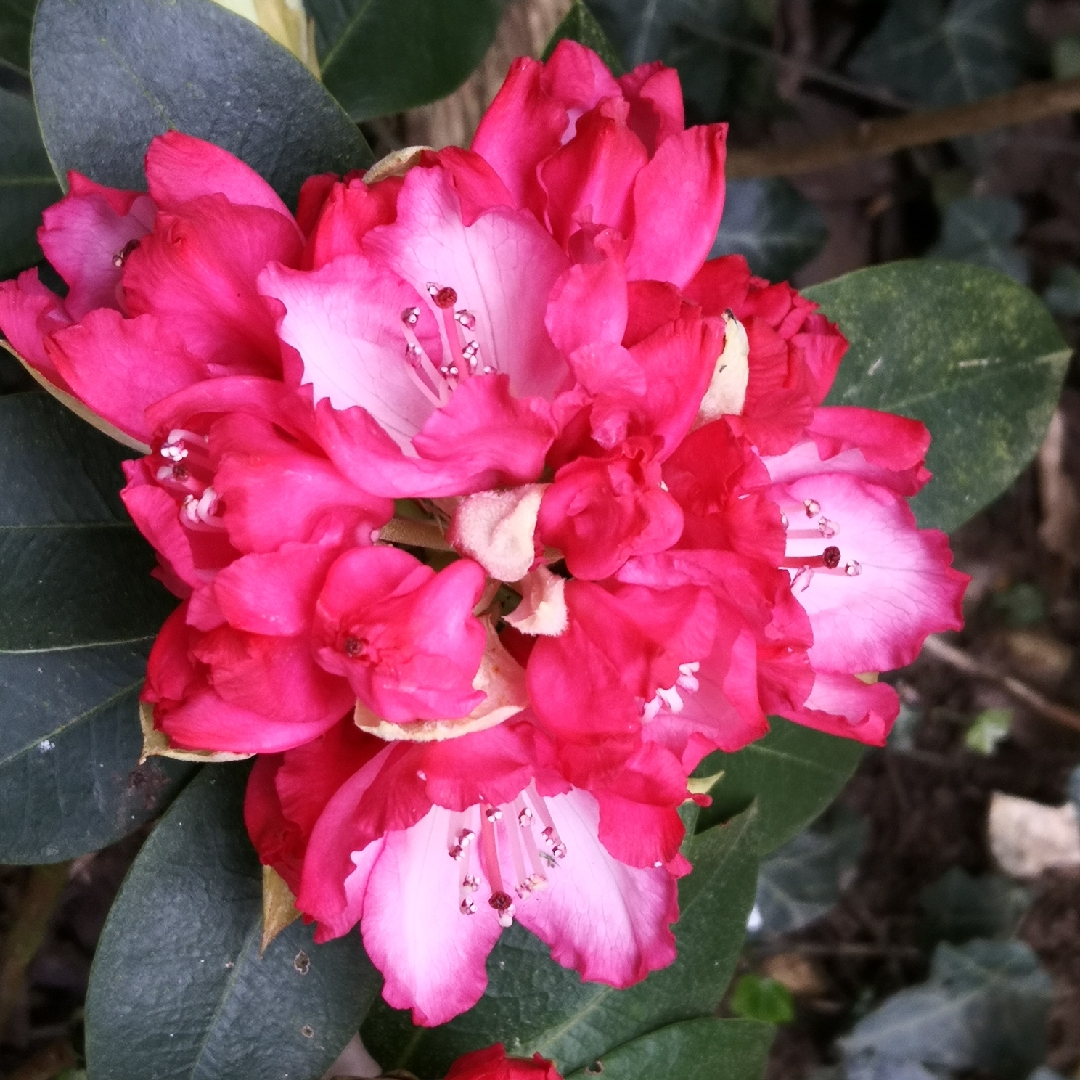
[841,940,1053,1079]
[808,261,1071,535]
[31,0,372,204]
[308,0,500,122]
[542,1,625,74]
[929,196,1029,286]
[363,806,760,1077]
[589,0,777,122]
[711,177,827,283]
[753,807,866,937]
[847,0,1032,109]
[0,0,34,74]
[730,976,794,1025]
[918,867,1030,946]
[0,393,191,863]
[0,88,61,276]
[0,636,193,863]
[564,1018,775,1080]
[1043,265,1080,319]
[86,765,380,1080]
[0,393,175,651]
[697,716,864,854]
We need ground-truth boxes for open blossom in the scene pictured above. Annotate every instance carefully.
[0,39,966,1027]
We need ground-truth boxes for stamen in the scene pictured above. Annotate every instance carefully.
[504,816,532,898]
[401,306,419,327]
[786,518,839,540]
[447,813,475,861]
[781,546,842,570]
[458,835,478,914]
[512,797,549,889]
[455,310,476,330]
[112,238,140,268]
[803,498,820,517]
[524,784,567,859]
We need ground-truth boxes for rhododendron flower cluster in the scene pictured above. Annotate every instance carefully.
[0,41,966,1027]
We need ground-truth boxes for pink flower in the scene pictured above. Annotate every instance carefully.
[245,718,686,1026]
[1,40,968,1028]
[0,132,304,446]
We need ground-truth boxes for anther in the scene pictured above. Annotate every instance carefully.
[484,806,503,823]
[401,306,419,326]
[817,518,838,538]
[845,561,862,576]
[455,310,476,330]
[804,499,821,517]
[542,826,567,859]
[518,807,533,827]
[460,898,477,915]
[461,874,479,891]
[112,238,140,268]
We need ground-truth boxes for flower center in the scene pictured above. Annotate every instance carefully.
[398,281,493,408]
[778,495,860,590]
[156,429,226,531]
[448,782,566,927]
[642,662,701,722]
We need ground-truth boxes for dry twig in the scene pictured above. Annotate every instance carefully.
[726,76,1080,178]
[921,634,1080,735]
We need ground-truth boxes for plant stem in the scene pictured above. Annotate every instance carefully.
[0,863,71,1038]
[726,76,1080,178]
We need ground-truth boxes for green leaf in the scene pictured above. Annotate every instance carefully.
[0,0,34,74]
[841,940,1053,1078]
[543,1,625,74]
[964,708,1012,755]
[697,716,864,854]
[0,636,194,863]
[0,88,61,276]
[929,196,1029,286]
[308,0,500,122]
[31,0,372,205]
[590,0,777,122]
[752,806,866,937]
[363,806,760,1077]
[847,0,1032,110]
[730,975,794,1024]
[918,867,1030,946]
[564,1017,775,1080]
[808,261,1071,535]
[0,393,192,863]
[710,177,827,283]
[0,394,175,651]
[86,765,380,1080]
[1043,265,1080,319]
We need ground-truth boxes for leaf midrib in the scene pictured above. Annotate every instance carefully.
[0,665,148,767]
[319,0,377,73]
